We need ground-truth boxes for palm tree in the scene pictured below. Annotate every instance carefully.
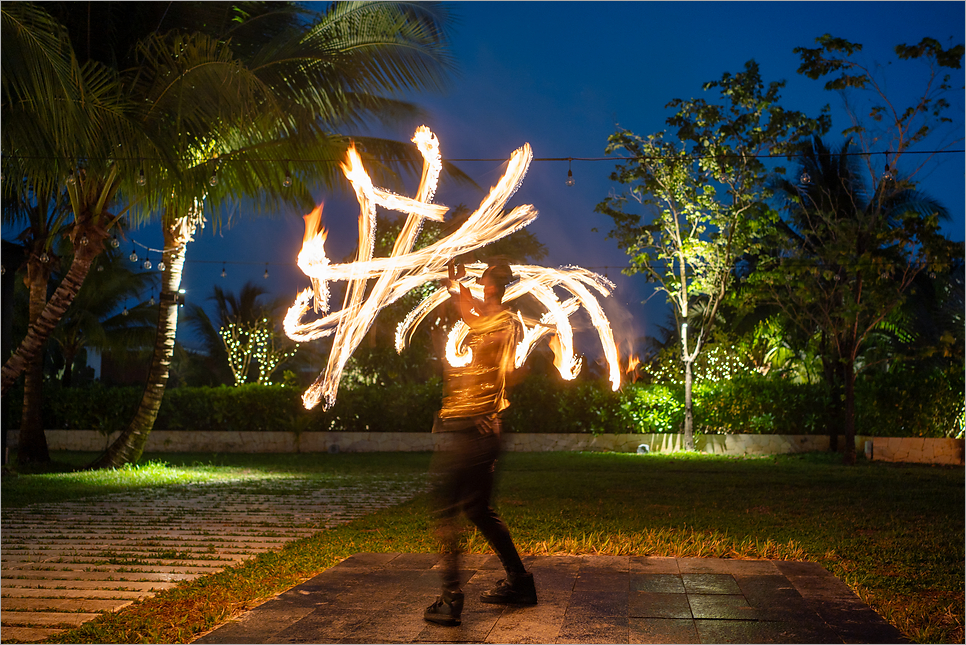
[759,137,955,464]
[1,2,158,461]
[92,2,456,467]
[49,246,159,387]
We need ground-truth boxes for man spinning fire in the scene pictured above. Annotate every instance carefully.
[423,259,540,627]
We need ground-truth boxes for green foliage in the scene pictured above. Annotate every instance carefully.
[18,368,961,439]
[643,343,757,384]
[695,377,829,435]
[505,375,625,434]
[620,383,685,433]
[855,369,965,438]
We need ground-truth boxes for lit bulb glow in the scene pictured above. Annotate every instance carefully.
[284,127,621,410]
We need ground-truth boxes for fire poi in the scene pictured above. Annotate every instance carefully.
[284,127,621,410]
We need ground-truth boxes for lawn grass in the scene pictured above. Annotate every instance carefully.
[3,450,962,643]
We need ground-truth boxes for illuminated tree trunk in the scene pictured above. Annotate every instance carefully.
[682,357,695,451]
[92,216,194,469]
[17,255,53,464]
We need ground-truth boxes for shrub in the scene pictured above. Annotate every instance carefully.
[620,383,685,433]
[17,367,963,439]
[694,377,829,435]
[504,375,625,433]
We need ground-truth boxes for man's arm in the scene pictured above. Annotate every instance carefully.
[443,260,482,324]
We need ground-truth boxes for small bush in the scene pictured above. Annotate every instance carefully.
[18,366,963,438]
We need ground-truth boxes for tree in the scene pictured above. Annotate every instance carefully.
[183,282,297,386]
[49,245,159,387]
[744,34,964,464]
[751,137,956,463]
[596,61,826,449]
[92,2,456,468]
[1,2,152,461]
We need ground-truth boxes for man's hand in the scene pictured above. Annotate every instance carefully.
[444,259,465,289]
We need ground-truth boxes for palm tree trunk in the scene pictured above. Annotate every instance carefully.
[91,217,192,469]
[17,258,52,464]
[1,239,103,396]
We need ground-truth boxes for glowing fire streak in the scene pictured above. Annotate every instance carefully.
[284,127,622,410]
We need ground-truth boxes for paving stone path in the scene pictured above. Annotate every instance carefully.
[0,475,427,644]
[194,553,908,644]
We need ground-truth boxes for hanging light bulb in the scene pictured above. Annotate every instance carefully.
[122,305,129,316]
[157,259,165,271]
[221,263,227,278]
[111,234,120,248]
[143,258,152,270]
[137,168,146,186]
[149,293,156,306]
[209,168,218,186]
[882,163,894,181]
[283,170,292,188]
[565,159,575,187]
[66,170,76,186]
[40,252,50,263]
[79,235,89,246]
[129,247,138,262]
[97,264,104,272]
[800,172,811,184]
[264,263,270,279]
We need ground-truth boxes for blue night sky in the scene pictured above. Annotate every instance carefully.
[26,1,966,355]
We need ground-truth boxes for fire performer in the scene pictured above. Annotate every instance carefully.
[423,259,538,627]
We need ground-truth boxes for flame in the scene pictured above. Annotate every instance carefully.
[444,320,473,367]
[284,127,622,410]
[626,354,640,384]
[297,203,329,314]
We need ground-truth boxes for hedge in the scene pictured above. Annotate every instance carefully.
[5,369,962,438]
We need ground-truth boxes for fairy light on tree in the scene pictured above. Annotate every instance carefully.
[220,318,299,386]
[220,322,255,386]
[251,318,299,386]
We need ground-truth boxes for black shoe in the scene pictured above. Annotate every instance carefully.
[424,590,464,626]
[480,572,537,605]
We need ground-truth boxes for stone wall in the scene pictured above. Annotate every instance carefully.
[7,430,963,465]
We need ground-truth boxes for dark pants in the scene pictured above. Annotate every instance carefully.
[431,415,526,593]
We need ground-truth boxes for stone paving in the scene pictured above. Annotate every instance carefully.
[0,475,427,644]
[194,553,909,644]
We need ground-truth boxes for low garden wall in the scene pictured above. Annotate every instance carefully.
[8,430,963,466]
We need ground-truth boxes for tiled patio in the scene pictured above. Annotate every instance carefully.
[193,552,908,644]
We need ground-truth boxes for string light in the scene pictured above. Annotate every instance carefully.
[129,246,138,262]
[565,158,575,187]
[137,168,146,186]
[9,147,961,164]
[157,257,166,271]
[283,170,292,188]
[142,255,152,270]
[264,263,270,279]
[111,234,120,248]
[149,292,156,305]
[882,157,894,181]
[800,172,811,184]
[209,168,218,186]
[221,263,227,278]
